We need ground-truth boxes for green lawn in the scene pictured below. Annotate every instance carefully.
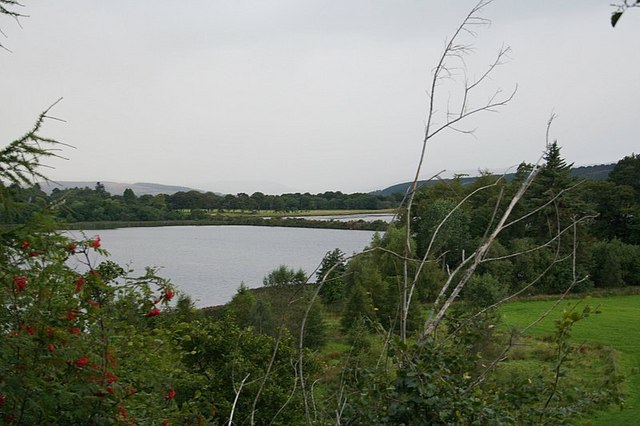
[500,295,640,424]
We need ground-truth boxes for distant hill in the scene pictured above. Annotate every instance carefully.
[569,163,614,180]
[38,181,201,196]
[372,163,615,197]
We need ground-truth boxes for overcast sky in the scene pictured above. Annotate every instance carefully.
[1,1,638,195]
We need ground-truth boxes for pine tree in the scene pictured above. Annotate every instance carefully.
[316,248,346,304]
[526,141,579,242]
[513,142,594,293]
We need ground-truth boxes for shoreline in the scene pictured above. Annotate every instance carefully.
[55,215,390,232]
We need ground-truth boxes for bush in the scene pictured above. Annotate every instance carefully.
[263,265,307,287]
[461,273,507,308]
[591,239,640,287]
[0,221,180,424]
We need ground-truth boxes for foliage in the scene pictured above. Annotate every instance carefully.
[520,142,581,243]
[611,0,640,26]
[336,304,620,425]
[0,0,26,51]
[228,283,327,350]
[2,87,633,426]
[414,196,471,265]
[461,273,508,308]
[0,111,317,422]
[166,190,397,212]
[316,248,347,304]
[0,218,179,423]
[48,186,178,223]
[0,107,184,423]
[373,163,614,198]
[176,315,304,425]
[341,280,376,332]
[590,239,640,287]
[262,265,307,287]
[0,102,64,213]
[581,180,638,244]
[340,227,430,334]
[609,153,640,194]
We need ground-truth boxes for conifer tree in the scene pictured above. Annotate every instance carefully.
[525,141,579,242]
[316,248,346,304]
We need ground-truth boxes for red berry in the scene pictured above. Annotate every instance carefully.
[13,276,27,292]
[146,308,161,317]
[90,236,101,249]
[74,276,85,292]
[166,389,176,400]
[74,357,89,368]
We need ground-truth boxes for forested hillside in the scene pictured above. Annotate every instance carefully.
[373,163,616,197]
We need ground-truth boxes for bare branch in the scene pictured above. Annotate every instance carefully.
[427,84,517,140]
[545,112,557,148]
[229,373,251,425]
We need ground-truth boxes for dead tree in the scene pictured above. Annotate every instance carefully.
[400,0,516,341]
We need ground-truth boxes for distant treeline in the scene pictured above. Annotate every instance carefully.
[166,190,402,211]
[0,182,400,226]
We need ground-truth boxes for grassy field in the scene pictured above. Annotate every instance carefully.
[500,295,640,424]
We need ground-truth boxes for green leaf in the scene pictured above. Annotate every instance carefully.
[612,11,623,27]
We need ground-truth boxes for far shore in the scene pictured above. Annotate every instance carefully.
[56,210,393,232]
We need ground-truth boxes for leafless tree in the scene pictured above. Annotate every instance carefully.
[399,0,516,341]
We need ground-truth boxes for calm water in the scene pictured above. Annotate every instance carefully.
[66,226,376,307]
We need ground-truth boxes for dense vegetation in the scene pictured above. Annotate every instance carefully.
[218,146,640,423]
